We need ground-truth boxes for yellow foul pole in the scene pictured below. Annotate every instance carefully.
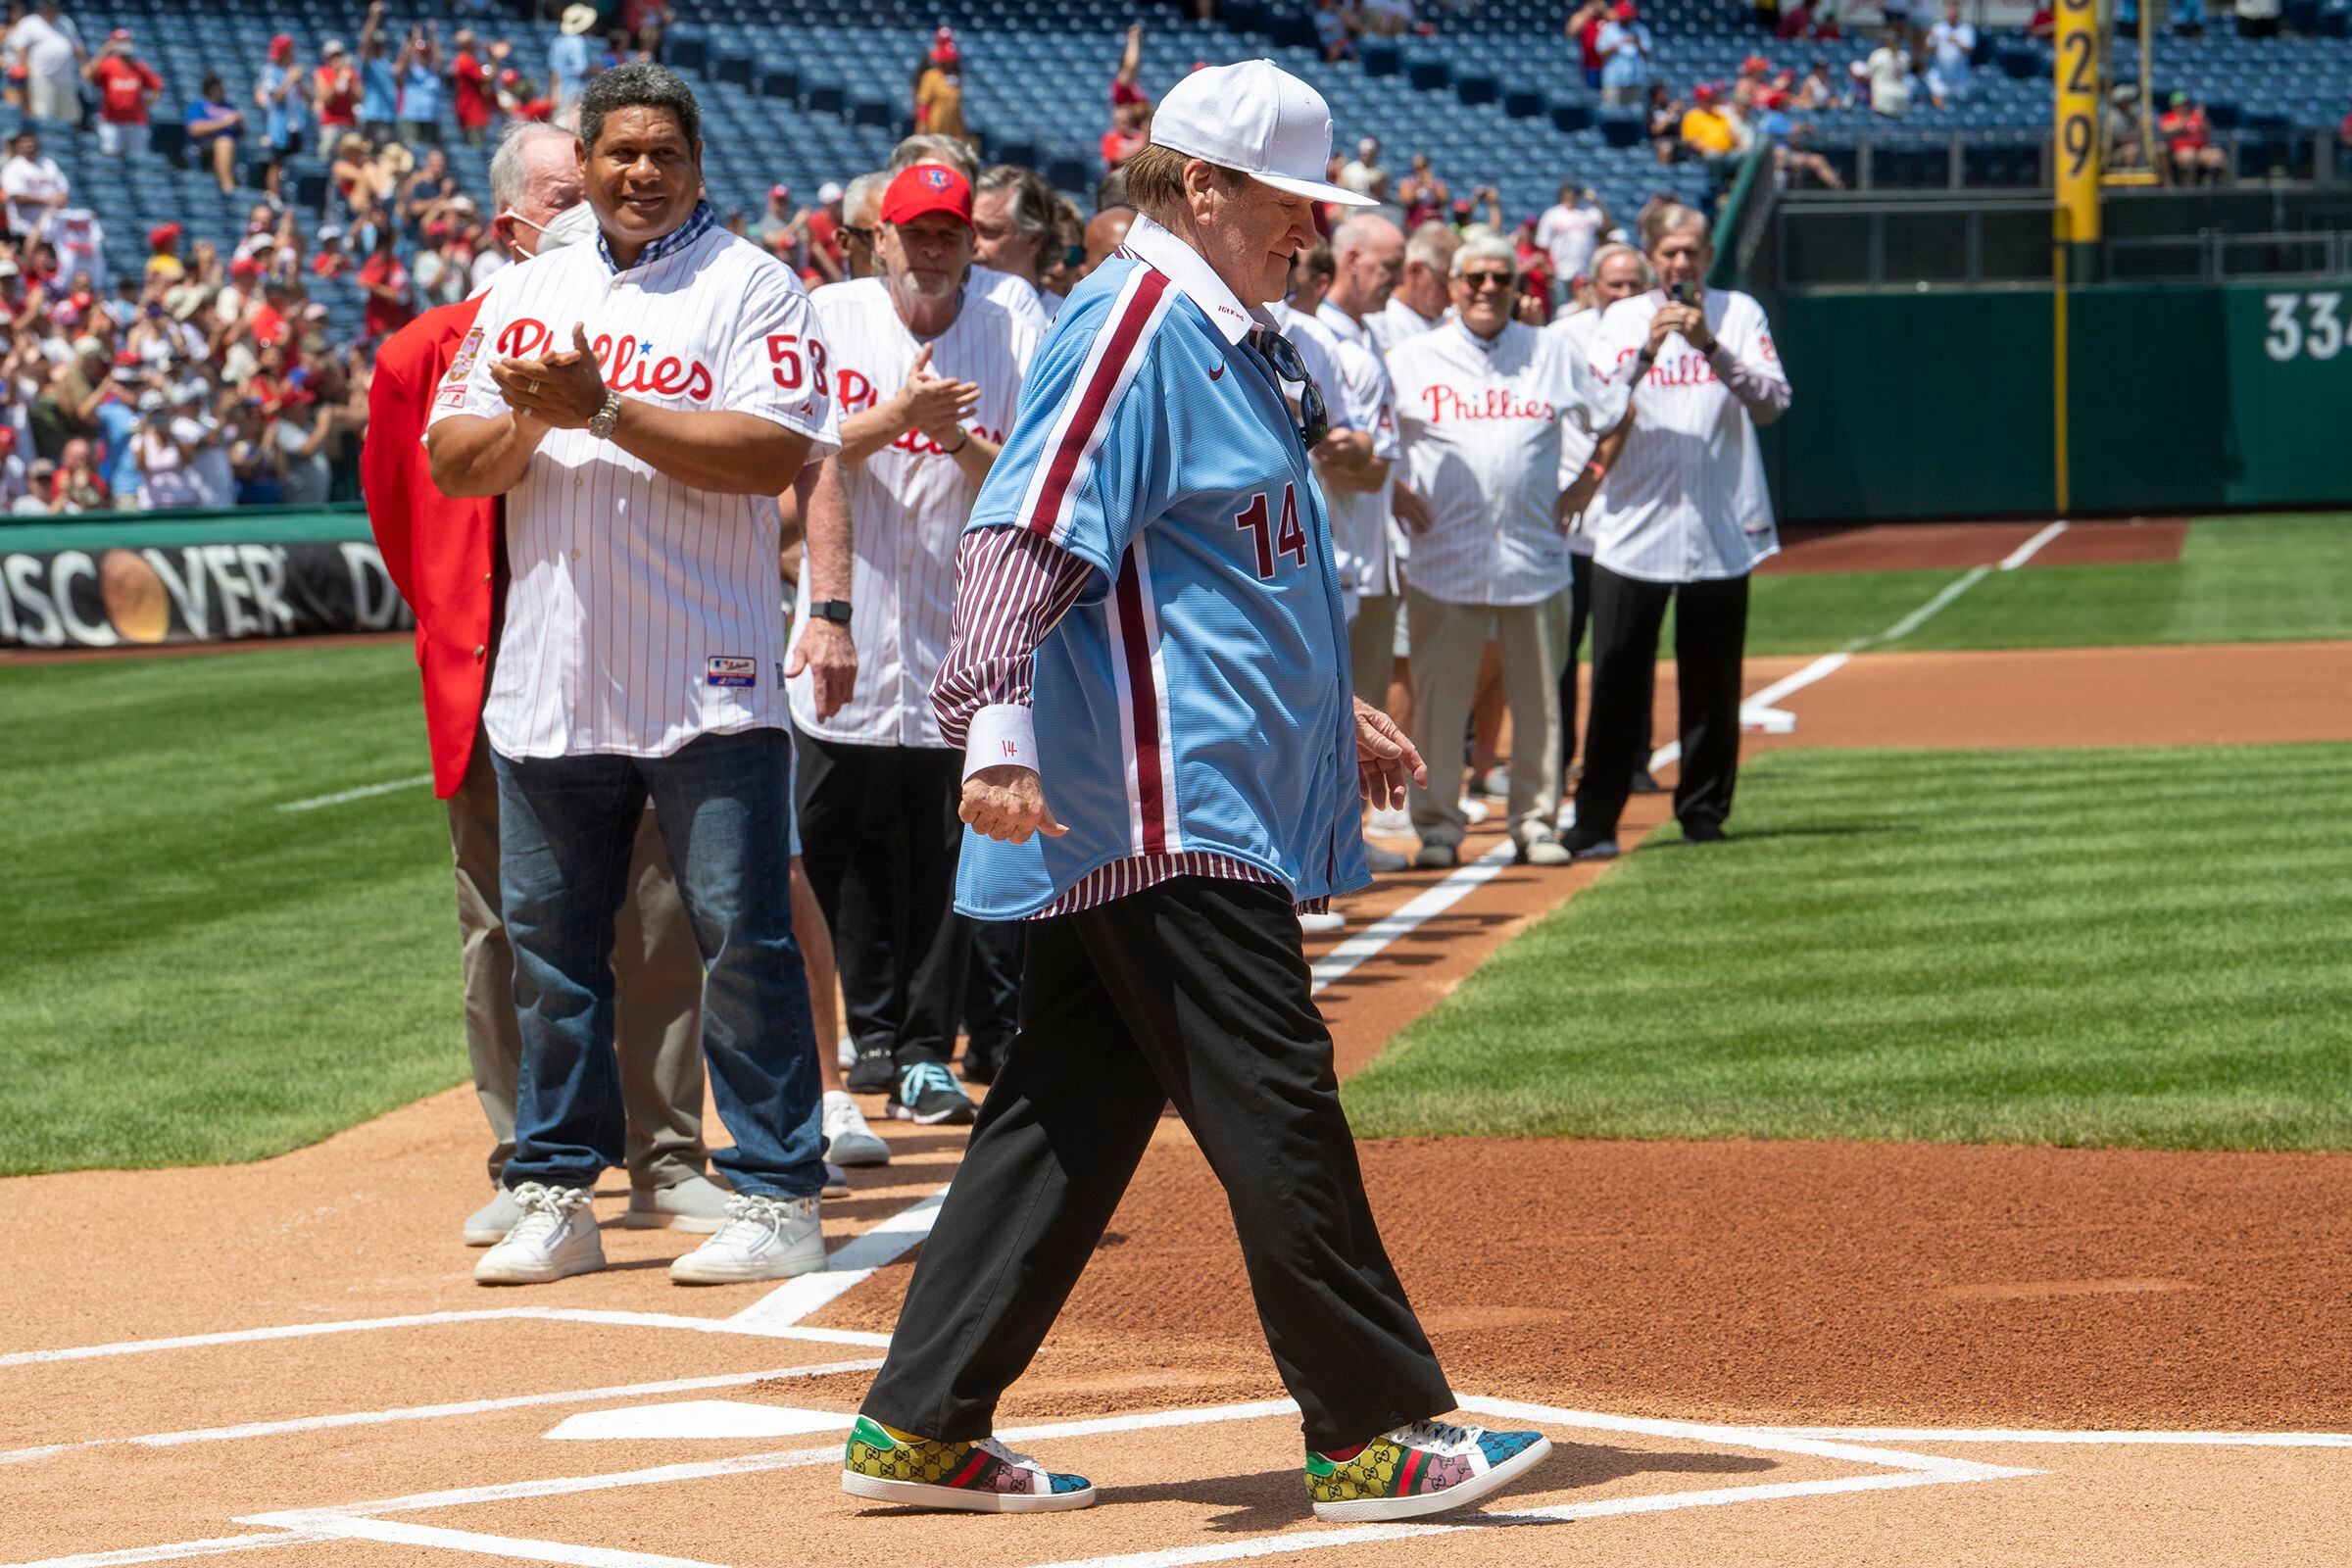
[2051,0,2100,514]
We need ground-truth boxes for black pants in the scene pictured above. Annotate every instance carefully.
[794,735,971,1069]
[961,918,1022,1060]
[1575,564,1750,838]
[1557,552,1593,786]
[859,876,1453,1452]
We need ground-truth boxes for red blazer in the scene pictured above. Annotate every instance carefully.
[362,295,500,800]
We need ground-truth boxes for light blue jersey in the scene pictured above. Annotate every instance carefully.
[955,215,1367,920]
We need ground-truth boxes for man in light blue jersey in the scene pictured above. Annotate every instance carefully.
[842,59,1556,1526]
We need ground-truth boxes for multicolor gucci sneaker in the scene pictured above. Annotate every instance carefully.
[841,1415,1098,1513]
[1305,1418,1552,1522]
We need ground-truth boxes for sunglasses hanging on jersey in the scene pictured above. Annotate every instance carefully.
[1250,327,1330,452]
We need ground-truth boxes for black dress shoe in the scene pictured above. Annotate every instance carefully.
[1681,819,1728,843]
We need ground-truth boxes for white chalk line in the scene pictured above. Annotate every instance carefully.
[0,1306,888,1370]
[292,1518,727,1568]
[1998,518,2070,569]
[1776,1425,2352,1446]
[0,1358,882,1468]
[271,772,434,812]
[0,1537,325,1568]
[1308,838,1517,993]
[724,1188,949,1332]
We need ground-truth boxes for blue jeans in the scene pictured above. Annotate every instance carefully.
[492,728,827,1200]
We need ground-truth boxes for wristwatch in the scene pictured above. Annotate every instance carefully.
[586,389,623,441]
[808,599,853,626]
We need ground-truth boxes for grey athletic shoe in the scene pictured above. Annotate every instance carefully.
[622,1173,734,1234]
[463,1188,522,1247]
[1365,843,1411,874]
[1414,841,1460,870]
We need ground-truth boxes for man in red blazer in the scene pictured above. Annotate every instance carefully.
[363,122,722,1249]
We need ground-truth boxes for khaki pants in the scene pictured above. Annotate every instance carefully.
[448,733,707,1192]
[1405,587,1569,850]
[1349,593,1399,708]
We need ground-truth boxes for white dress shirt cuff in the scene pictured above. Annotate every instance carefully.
[962,704,1039,781]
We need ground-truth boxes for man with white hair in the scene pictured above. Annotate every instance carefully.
[1546,239,1651,797]
[1386,232,1622,867]
[791,163,1041,1124]
[1366,218,1457,356]
[844,57,1550,1523]
[1560,204,1789,857]
[838,170,886,280]
[365,120,724,1250]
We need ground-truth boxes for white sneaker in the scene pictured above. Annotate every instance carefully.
[1554,800,1578,833]
[669,1193,826,1285]
[1476,766,1510,799]
[836,1034,856,1070]
[621,1173,734,1233]
[1364,805,1414,838]
[473,1184,604,1285]
[822,1089,892,1167]
[1298,910,1347,935]
[1458,796,1491,824]
[463,1188,521,1247]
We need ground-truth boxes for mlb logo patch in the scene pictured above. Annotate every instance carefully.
[705,655,758,688]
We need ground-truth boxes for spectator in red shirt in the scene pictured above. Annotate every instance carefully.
[311,222,351,279]
[494,68,553,124]
[2160,91,2227,184]
[315,39,359,133]
[1101,100,1150,172]
[1568,0,1609,88]
[450,29,505,147]
[356,224,412,340]
[85,30,164,159]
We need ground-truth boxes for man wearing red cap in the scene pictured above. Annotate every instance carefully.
[144,221,182,283]
[255,34,310,201]
[790,163,1041,1124]
[1681,81,1742,160]
[84,29,162,158]
[911,28,966,144]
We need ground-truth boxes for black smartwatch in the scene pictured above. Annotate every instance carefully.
[808,599,854,626]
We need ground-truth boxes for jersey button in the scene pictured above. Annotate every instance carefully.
[473,644,485,661]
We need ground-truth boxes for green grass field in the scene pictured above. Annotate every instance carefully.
[1345,744,2352,1151]
[0,644,465,1174]
[1741,513,2352,656]
[3,511,2346,1174]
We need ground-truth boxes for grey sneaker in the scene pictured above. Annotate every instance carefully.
[1414,841,1460,870]
[669,1193,825,1284]
[1365,843,1410,874]
[622,1173,734,1234]
[822,1089,892,1167]
[463,1188,522,1247]
[474,1184,604,1285]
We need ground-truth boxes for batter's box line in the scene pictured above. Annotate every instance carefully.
[39,1395,2029,1568]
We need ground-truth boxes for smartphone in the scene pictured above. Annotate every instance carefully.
[1668,280,1697,307]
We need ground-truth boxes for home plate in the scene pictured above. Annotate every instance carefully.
[1740,703,1797,734]
[545,1400,857,1442]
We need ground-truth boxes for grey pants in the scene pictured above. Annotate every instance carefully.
[448,733,708,1192]
[1405,586,1570,850]
[1349,592,1400,709]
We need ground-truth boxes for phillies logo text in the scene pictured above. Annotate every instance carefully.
[1615,347,1720,388]
[496,318,716,402]
[836,368,1004,457]
[1416,386,1557,423]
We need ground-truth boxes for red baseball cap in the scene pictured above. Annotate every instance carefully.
[269,34,295,63]
[1692,81,1719,103]
[107,27,130,42]
[880,164,972,229]
[769,182,790,201]
[147,220,180,250]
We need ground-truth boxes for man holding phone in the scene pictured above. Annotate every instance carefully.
[1559,203,1789,858]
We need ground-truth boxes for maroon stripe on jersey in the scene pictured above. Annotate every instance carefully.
[1110,544,1167,855]
[1026,268,1166,538]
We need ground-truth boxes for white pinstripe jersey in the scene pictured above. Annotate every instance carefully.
[1584,287,1787,582]
[1314,300,1402,598]
[1545,308,1605,559]
[1366,294,1447,359]
[427,217,838,759]
[977,264,1051,331]
[1386,318,1618,607]
[787,277,1041,748]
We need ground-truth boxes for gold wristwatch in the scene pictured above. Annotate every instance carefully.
[587,390,623,441]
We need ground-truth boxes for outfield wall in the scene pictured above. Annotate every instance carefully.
[1759,281,2352,524]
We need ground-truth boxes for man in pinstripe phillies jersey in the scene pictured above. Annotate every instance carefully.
[843,61,1555,1525]
[1558,203,1789,858]
[425,65,841,1290]
[787,164,1042,1127]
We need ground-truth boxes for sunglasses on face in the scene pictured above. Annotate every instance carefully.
[1256,328,1330,450]
[1459,270,1515,292]
[842,226,875,246]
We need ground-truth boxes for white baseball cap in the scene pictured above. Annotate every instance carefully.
[1150,59,1377,209]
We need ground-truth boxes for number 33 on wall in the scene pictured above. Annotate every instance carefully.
[2263,292,2344,363]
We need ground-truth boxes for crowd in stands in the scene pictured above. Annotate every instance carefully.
[0,0,2330,514]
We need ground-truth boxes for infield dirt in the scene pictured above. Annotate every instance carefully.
[4,641,2348,1567]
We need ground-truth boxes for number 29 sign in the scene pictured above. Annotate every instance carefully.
[2054,0,2101,244]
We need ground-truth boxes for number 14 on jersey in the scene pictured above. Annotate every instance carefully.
[1235,483,1308,580]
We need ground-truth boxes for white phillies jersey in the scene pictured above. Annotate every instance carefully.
[1366,294,1447,359]
[1269,299,1344,418]
[788,277,1040,748]
[1585,287,1788,582]
[429,214,838,759]
[976,264,1050,332]
[1316,299,1402,598]
[1544,309,1606,559]
[1387,317,1619,607]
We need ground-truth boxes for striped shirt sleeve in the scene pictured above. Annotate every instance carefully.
[928,524,1095,750]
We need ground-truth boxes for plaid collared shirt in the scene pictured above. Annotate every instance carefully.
[597,200,716,274]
